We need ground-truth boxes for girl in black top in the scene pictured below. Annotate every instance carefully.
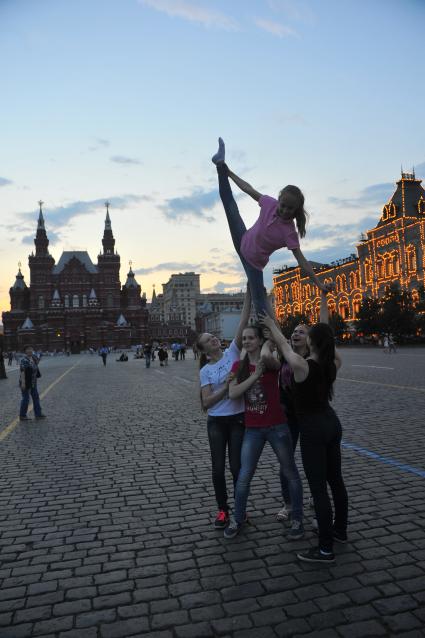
[261,311,348,563]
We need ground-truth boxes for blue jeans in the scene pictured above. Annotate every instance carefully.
[20,386,42,417]
[145,353,151,368]
[234,424,303,523]
[217,164,268,316]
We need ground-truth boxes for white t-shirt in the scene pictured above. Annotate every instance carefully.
[199,340,244,417]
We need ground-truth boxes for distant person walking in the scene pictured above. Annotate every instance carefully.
[388,335,397,353]
[180,344,186,360]
[143,343,152,368]
[8,351,14,366]
[19,345,46,421]
[158,346,167,367]
[99,345,108,366]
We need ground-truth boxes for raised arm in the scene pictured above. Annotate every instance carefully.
[228,360,265,399]
[259,314,309,382]
[227,167,262,202]
[319,289,342,371]
[260,339,281,371]
[234,286,252,350]
[291,247,328,293]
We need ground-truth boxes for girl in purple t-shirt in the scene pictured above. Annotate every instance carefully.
[212,137,330,315]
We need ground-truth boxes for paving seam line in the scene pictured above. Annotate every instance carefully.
[0,359,81,442]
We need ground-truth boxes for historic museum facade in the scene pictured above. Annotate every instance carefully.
[273,171,425,324]
[2,203,149,352]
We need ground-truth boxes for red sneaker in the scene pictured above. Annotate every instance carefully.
[214,510,229,529]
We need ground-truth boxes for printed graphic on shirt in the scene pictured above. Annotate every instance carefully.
[246,376,268,415]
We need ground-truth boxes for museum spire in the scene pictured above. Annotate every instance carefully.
[34,200,50,256]
[102,201,115,254]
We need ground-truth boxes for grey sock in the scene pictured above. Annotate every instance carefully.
[212,137,225,164]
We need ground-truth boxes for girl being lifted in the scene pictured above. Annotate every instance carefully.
[212,138,329,316]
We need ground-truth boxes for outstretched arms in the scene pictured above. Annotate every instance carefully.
[234,286,252,350]
[291,247,330,294]
[227,167,262,202]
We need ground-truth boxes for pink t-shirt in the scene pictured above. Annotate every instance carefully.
[240,195,300,271]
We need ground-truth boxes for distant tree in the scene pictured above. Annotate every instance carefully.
[356,297,383,335]
[380,283,415,340]
[328,312,346,338]
[279,313,310,338]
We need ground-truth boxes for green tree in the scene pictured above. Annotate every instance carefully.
[328,312,346,338]
[380,283,415,340]
[356,297,383,335]
[279,313,310,338]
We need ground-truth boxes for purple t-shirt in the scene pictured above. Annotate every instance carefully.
[240,195,300,270]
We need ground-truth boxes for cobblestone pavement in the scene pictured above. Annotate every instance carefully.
[0,348,424,638]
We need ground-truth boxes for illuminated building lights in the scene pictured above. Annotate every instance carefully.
[273,171,425,324]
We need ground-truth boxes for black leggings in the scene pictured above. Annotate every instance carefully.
[207,413,245,512]
[299,407,348,552]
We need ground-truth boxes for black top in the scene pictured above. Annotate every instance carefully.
[292,359,335,414]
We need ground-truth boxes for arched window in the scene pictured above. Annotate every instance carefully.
[376,257,384,279]
[392,251,400,275]
[406,246,417,272]
[275,286,283,305]
[338,299,350,320]
[64,295,69,308]
[353,294,362,316]
[364,259,372,284]
[73,295,79,308]
[341,274,347,291]
[384,253,392,277]
[336,276,342,292]
[349,272,358,289]
[82,294,87,307]
[328,299,336,315]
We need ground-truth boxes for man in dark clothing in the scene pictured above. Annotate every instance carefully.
[19,345,46,421]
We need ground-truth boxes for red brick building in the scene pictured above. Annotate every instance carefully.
[2,203,149,352]
[273,171,425,324]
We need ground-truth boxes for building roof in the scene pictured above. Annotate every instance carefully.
[53,251,98,274]
[21,317,34,329]
[377,172,425,227]
[124,267,139,289]
[12,268,27,290]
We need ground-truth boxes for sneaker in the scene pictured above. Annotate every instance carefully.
[288,519,305,540]
[19,415,31,421]
[214,510,229,529]
[35,414,47,419]
[297,547,335,563]
[333,529,348,544]
[276,504,292,522]
[223,516,243,540]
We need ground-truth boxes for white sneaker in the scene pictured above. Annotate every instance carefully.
[276,504,292,521]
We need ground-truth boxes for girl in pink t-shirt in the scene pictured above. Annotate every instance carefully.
[212,138,330,315]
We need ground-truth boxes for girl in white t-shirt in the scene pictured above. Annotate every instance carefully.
[197,287,251,529]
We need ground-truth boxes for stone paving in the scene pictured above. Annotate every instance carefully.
[0,348,424,638]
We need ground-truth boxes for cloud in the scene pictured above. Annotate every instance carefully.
[0,177,13,187]
[158,188,219,223]
[135,255,243,277]
[138,0,238,30]
[88,138,110,152]
[110,155,142,165]
[254,18,297,37]
[7,194,150,245]
[328,182,394,209]
[267,0,315,24]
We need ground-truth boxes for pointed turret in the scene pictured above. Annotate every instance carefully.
[151,285,157,305]
[124,265,139,289]
[102,201,115,255]
[34,200,50,256]
[378,170,425,226]
[12,267,27,290]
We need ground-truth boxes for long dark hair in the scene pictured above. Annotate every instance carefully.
[196,334,210,412]
[236,325,264,384]
[308,323,336,400]
[279,185,308,238]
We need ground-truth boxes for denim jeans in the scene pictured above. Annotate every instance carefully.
[234,424,303,523]
[299,407,348,552]
[207,413,245,512]
[279,417,300,504]
[20,386,42,417]
[145,353,151,368]
[217,164,268,316]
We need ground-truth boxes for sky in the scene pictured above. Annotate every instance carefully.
[1,0,425,320]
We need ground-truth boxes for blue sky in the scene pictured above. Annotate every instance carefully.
[1,0,425,316]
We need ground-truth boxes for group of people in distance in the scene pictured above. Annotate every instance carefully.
[196,140,348,563]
